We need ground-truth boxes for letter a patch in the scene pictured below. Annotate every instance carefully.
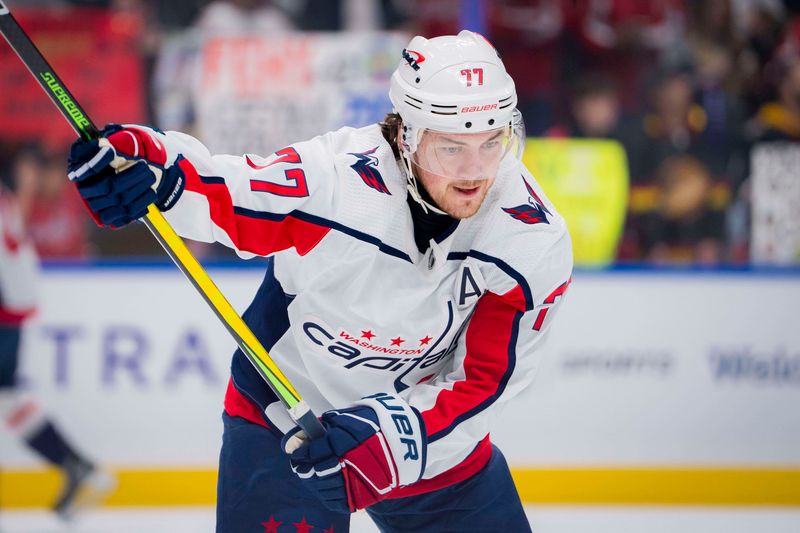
[455,262,485,309]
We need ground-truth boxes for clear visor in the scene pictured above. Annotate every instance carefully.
[408,112,525,182]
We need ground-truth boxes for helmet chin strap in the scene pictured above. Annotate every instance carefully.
[399,120,449,216]
[400,151,449,216]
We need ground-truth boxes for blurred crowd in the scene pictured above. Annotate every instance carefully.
[1,0,799,265]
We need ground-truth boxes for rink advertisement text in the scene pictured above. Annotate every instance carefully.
[18,324,223,389]
[2,266,796,468]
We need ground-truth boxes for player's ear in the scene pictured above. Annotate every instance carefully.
[396,119,404,148]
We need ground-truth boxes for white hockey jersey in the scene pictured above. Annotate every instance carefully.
[144,123,572,488]
[0,186,38,325]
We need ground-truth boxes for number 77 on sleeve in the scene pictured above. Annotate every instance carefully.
[247,147,309,198]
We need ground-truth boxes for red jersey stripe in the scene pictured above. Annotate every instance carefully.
[179,158,329,257]
[422,288,521,440]
[223,378,270,429]
[6,399,39,430]
[0,307,35,325]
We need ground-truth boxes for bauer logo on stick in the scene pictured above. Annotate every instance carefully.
[0,1,9,15]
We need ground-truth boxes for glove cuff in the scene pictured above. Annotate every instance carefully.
[156,157,187,212]
[352,392,426,486]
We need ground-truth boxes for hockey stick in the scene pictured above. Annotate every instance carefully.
[0,1,324,438]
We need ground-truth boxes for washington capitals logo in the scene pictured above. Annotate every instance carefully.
[502,175,551,225]
[402,49,425,71]
[349,147,390,194]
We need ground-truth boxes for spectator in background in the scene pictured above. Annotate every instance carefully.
[13,146,93,259]
[737,0,787,114]
[619,68,730,263]
[572,0,686,113]
[406,0,461,37]
[685,0,749,188]
[143,0,208,32]
[280,0,410,31]
[778,0,800,60]
[685,0,748,114]
[628,69,705,182]
[546,72,626,140]
[0,182,114,518]
[196,0,294,34]
[751,58,800,140]
[648,155,726,264]
[488,0,568,135]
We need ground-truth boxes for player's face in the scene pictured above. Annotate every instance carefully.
[412,128,508,219]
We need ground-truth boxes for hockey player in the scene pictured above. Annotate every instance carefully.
[0,181,114,519]
[66,31,572,532]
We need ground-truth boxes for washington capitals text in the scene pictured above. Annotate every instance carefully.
[303,321,450,372]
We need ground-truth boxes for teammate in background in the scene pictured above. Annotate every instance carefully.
[0,182,114,519]
[67,31,573,532]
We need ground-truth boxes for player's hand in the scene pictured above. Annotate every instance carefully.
[67,124,185,228]
[282,392,426,512]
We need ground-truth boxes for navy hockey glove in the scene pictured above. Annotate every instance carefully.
[67,124,185,228]
[282,392,426,513]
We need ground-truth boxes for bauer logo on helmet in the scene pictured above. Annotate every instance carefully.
[460,104,499,113]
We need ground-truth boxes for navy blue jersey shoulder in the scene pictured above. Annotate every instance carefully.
[230,258,292,416]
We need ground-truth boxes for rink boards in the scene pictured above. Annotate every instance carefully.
[1,263,798,507]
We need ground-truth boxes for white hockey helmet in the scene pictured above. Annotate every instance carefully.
[389,30,524,213]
